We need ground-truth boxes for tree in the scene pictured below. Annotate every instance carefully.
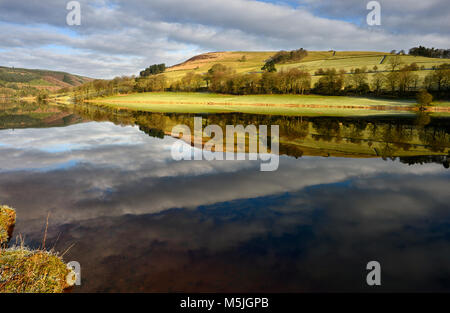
[416,89,433,110]
[239,55,247,62]
[432,63,450,91]
[385,71,399,94]
[179,72,203,91]
[424,72,435,90]
[349,67,369,94]
[313,68,344,95]
[371,72,385,95]
[278,68,311,94]
[205,64,235,92]
[398,64,419,93]
[261,60,277,72]
[260,72,278,94]
[135,74,166,92]
[388,55,402,72]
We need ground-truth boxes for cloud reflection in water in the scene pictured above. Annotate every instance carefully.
[0,121,449,292]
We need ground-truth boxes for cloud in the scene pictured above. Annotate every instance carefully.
[0,120,445,227]
[0,1,448,78]
[1,119,449,292]
[300,0,450,35]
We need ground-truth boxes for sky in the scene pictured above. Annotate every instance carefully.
[0,0,449,78]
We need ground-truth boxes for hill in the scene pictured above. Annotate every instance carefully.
[0,101,84,129]
[0,66,93,97]
[165,50,449,84]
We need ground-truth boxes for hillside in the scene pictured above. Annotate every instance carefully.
[0,66,92,97]
[0,102,84,129]
[165,50,449,84]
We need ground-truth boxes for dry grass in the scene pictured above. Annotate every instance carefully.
[0,205,74,293]
[0,206,15,245]
[165,51,275,81]
[0,247,72,293]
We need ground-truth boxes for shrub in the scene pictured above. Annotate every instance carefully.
[416,89,433,110]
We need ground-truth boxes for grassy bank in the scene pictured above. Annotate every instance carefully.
[0,205,15,244]
[88,92,450,117]
[0,248,72,293]
[0,205,74,293]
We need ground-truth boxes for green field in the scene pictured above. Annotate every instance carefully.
[88,92,450,117]
[164,51,449,85]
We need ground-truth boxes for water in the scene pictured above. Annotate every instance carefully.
[0,101,449,292]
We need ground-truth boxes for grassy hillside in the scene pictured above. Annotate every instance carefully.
[0,66,92,97]
[166,51,275,80]
[165,50,449,85]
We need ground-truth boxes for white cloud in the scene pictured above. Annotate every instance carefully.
[0,0,448,78]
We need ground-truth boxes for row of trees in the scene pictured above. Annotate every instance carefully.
[139,64,166,77]
[170,64,312,95]
[171,61,449,97]
[409,46,450,59]
[73,61,450,100]
[72,73,169,100]
[72,75,137,100]
[261,48,308,73]
[313,61,450,97]
[135,74,166,92]
[269,49,308,64]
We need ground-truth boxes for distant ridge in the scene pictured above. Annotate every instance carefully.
[0,66,93,93]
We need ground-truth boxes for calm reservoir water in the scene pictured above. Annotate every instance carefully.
[0,102,449,292]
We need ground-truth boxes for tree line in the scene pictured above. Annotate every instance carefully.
[170,59,450,98]
[262,48,308,73]
[71,55,450,101]
[139,64,166,77]
[171,63,311,95]
[409,46,450,59]
[312,57,449,99]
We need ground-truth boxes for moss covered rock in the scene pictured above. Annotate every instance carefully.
[0,248,72,293]
[0,206,16,244]
[0,205,74,293]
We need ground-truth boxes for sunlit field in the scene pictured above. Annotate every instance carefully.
[87,92,449,117]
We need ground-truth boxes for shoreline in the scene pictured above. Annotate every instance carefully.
[81,92,450,116]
